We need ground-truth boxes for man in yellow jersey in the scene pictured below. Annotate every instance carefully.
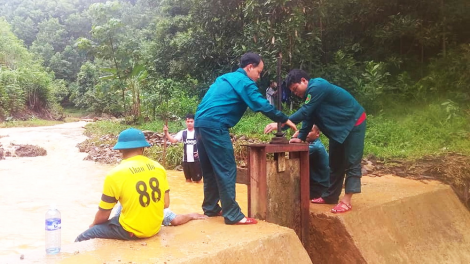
[75,128,170,241]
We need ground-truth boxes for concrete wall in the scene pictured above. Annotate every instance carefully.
[1,219,312,264]
[307,176,470,264]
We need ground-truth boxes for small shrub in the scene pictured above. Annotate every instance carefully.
[146,144,182,169]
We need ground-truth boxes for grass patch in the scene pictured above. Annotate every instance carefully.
[231,110,298,141]
[83,119,188,136]
[63,107,92,117]
[63,107,93,122]
[83,121,129,137]
[0,118,63,128]
[227,100,470,163]
[82,98,470,167]
[146,144,183,169]
[231,112,275,141]
[365,102,470,161]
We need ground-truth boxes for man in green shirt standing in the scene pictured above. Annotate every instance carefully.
[195,52,297,224]
[265,69,366,213]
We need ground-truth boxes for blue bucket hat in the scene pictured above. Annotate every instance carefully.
[113,128,151,150]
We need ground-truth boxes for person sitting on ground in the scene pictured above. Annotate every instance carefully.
[162,209,207,226]
[75,128,169,242]
[114,204,207,226]
[164,113,202,183]
[305,125,330,199]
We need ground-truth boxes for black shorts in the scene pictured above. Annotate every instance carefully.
[182,161,202,181]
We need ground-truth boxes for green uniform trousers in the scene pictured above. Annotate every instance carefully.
[195,127,245,224]
[321,120,366,203]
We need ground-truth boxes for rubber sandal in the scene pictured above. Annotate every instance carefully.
[234,217,258,225]
[331,201,352,213]
[311,197,326,204]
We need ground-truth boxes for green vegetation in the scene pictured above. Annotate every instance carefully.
[365,102,470,160]
[231,113,277,142]
[83,121,128,137]
[0,0,469,194]
[82,98,469,168]
[61,107,93,122]
[0,18,64,121]
[82,120,185,168]
[63,107,90,118]
[0,117,63,128]
[0,0,468,122]
[233,101,470,163]
[146,144,183,170]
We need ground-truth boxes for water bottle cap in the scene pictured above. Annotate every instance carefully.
[49,204,57,210]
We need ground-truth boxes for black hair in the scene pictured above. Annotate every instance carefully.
[285,69,310,88]
[185,113,195,119]
[240,52,262,68]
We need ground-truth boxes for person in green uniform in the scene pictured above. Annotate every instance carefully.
[195,52,297,225]
[305,125,330,199]
[265,124,330,199]
[265,69,366,213]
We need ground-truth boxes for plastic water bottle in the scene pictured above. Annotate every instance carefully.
[45,205,61,254]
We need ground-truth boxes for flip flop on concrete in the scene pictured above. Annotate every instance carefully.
[234,217,258,225]
[331,201,352,213]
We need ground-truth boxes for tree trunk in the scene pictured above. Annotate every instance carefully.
[109,38,126,113]
[441,0,446,57]
[421,43,424,78]
[319,0,324,64]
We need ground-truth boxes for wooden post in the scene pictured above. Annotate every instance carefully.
[247,143,310,248]
[248,147,267,218]
[163,119,168,167]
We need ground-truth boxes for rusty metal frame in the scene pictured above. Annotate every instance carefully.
[246,143,309,247]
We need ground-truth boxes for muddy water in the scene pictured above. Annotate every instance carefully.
[0,122,247,256]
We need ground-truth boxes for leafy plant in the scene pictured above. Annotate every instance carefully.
[353,61,391,113]
[441,99,459,122]
[146,144,183,169]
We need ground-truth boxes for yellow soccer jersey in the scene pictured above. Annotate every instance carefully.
[99,155,169,238]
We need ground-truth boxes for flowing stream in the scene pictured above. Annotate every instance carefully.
[0,122,111,255]
[0,122,245,256]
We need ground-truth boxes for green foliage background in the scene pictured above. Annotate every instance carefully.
[0,0,469,165]
[0,18,63,120]
[0,0,469,119]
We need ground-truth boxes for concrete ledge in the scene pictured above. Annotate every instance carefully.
[1,218,312,264]
[307,175,470,264]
